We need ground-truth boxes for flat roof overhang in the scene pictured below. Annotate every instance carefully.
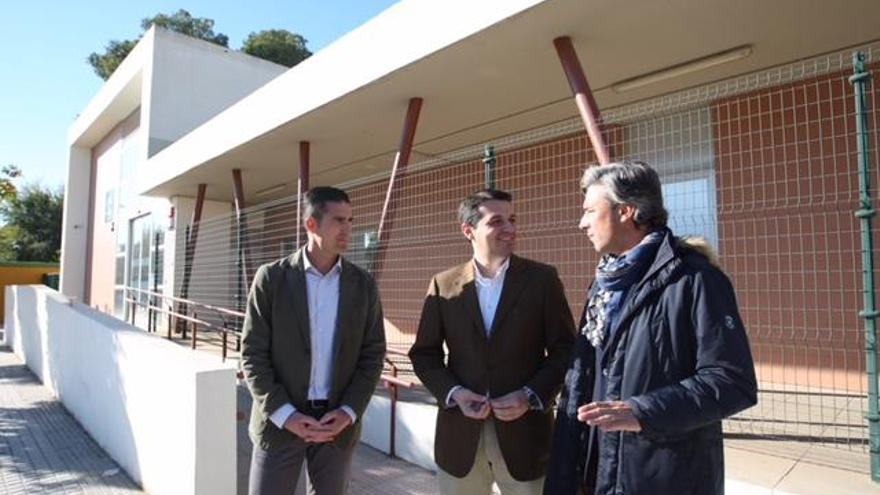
[140,0,880,203]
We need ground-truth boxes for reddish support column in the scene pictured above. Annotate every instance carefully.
[232,169,250,311]
[176,183,206,332]
[296,141,310,248]
[372,97,423,278]
[553,36,610,165]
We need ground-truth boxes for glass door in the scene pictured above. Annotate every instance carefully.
[125,213,164,326]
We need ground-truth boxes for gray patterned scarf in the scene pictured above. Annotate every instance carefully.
[581,229,666,347]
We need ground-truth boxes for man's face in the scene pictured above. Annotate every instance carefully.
[462,199,516,260]
[579,184,627,255]
[306,201,353,255]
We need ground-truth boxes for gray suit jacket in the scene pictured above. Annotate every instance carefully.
[241,249,386,450]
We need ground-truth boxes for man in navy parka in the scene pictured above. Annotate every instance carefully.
[544,161,758,494]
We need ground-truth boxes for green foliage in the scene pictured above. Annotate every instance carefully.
[0,225,21,261]
[0,164,21,203]
[0,184,64,262]
[141,9,228,47]
[87,10,313,80]
[86,9,229,81]
[242,29,312,67]
[86,39,139,81]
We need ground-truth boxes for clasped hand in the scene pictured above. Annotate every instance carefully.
[283,409,352,443]
[451,388,530,422]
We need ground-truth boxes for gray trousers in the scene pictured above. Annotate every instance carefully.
[248,438,355,495]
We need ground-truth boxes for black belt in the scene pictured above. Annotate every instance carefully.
[306,399,329,410]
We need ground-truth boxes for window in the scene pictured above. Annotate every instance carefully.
[625,106,718,249]
[104,190,116,224]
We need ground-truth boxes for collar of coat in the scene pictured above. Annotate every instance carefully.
[628,231,719,293]
[593,231,719,362]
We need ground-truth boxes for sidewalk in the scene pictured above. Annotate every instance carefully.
[0,341,439,495]
[6,333,878,495]
[0,345,141,494]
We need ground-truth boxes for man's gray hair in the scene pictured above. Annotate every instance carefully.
[580,160,668,230]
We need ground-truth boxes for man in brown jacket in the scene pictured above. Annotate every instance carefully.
[241,187,386,495]
[409,189,575,495]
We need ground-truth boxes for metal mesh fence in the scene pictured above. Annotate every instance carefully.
[169,42,880,466]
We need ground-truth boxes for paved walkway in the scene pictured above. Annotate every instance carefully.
[0,345,141,494]
[0,342,439,494]
[12,335,876,495]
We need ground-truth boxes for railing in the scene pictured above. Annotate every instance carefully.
[124,287,243,361]
[383,348,414,458]
[124,285,417,459]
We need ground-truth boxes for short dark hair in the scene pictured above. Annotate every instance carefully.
[457,189,513,226]
[303,186,351,222]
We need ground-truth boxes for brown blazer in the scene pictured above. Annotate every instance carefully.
[240,249,386,450]
[409,255,575,481]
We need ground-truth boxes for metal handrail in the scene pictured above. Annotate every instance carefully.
[126,286,245,318]
[124,287,242,361]
[125,286,417,458]
[382,354,414,458]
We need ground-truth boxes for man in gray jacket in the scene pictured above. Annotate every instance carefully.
[241,186,386,495]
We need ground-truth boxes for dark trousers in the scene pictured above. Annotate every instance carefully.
[248,406,356,495]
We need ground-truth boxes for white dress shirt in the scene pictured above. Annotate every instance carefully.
[270,251,356,428]
[473,257,510,335]
[445,257,543,410]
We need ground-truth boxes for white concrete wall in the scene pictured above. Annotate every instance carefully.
[5,285,236,495]
[60,146,92,300]
[361,395,438,472]
[143,27,286,157]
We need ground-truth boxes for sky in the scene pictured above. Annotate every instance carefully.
[0,0,399,190]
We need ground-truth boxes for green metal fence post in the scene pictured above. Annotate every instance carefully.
[483,145,496,189]
[850,50,880,482]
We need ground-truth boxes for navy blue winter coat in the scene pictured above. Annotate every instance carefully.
[544,232,758,495]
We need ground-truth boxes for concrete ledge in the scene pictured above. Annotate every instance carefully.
[361,394,438,472]
[5,285,237,495]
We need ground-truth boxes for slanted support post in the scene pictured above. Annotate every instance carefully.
[374,97,423,277]
[296,141,310,248]
[553,36,610,165]
[176,183,206,333]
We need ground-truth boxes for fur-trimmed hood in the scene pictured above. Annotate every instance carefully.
[678,236,720,267]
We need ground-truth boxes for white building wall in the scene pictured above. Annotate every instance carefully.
[64,26,285,303]
[142,28,287,157]
[5,285,236,495]
[59,147,92,300]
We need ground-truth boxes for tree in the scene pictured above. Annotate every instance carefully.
[87,9,229,80]
[143,9,228,47]
[0,184,64,262]
[242,29,312,67]
[87,40,138,81]
[0,164,21,203]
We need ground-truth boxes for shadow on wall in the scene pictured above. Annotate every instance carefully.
[0,349,140,491]
[6,287,142,486]
[47,295,144,484]
[5,284,238,495]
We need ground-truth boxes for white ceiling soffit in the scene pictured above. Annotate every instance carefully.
[140,0,880,202]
